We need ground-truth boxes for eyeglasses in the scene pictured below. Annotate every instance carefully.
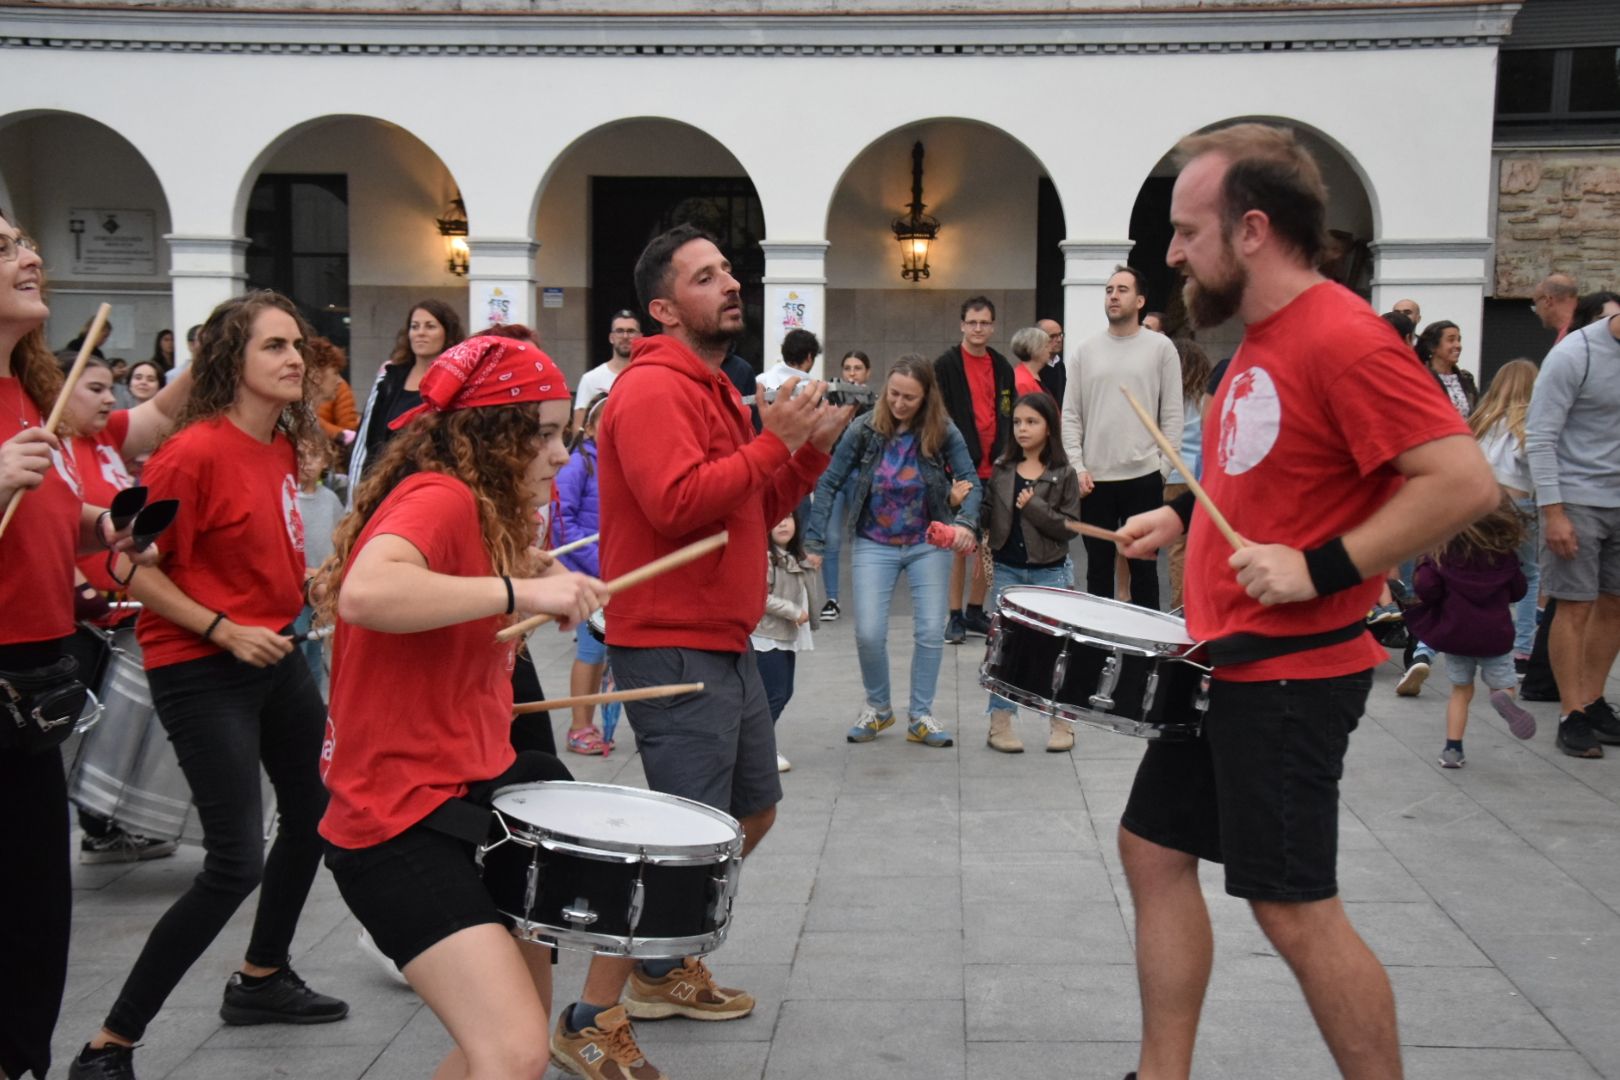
[1530,295,1547,308]
[609,328,641,336]
[963,320,994,330]
[0,233,38,263]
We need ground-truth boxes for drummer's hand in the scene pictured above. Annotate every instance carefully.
[528,546,559,574]
[513,571,607,630]
[1230,544,1316,606]
[950,525,977,553]
[216,621,295,667]
[0,426,57,499]
[1118,506,1181,560]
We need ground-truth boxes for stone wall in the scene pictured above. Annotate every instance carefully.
[1496,151,1620,298]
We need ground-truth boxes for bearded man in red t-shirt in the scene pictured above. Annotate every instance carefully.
[1114,124,1498,1080]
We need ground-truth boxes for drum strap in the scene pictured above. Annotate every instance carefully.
[420,749,576,846]
[1204,622,1366,667]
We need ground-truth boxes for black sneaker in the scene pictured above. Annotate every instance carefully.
[66,1043,136,1080]
[1556,711,1605,759]
[220,968,350,1026]
[944,614,967,645]
[1584,697,1620,745]
[962,609,992,638]
[80,828,178,865]
[1514,655,1529,678]
[820,599,840,622]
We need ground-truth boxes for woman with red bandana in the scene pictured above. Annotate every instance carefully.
[318,335,607,1080]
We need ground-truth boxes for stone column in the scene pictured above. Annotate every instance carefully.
[1370,239,1493,377]
[467,238,540,331]
[761,240,830,379]
[1059,240,1135,361]
[166,234,250,359]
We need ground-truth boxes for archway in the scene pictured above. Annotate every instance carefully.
[533,118,763,376]
[824,118,1065,382]
[0,110,175,365]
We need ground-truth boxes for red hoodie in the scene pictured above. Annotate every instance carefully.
[597,335,828,651]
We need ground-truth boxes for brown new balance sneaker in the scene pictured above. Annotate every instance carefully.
[550,1004,666,1080]
[623,957,755,1021]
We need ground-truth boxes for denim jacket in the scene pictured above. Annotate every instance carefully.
[804,413,982,554]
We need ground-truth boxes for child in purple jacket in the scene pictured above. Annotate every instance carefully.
[1405,496,1536,768]
[556,393,611,754]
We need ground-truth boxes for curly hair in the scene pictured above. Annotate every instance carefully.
[316,403,546,624]
[2,210,61,413]
[302,335,347,374]
[170,291,320,456]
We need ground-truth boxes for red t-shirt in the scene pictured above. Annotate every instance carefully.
[1013,363,1046,400]
[70,411,136,595]
[1186,283,1469,682]
[320,473,517,848]
[962,347,999,479]
[136,418,306,669]
[0,378,79,645]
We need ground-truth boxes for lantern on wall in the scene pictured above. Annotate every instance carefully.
[436,195,470,277]
[891,141,941,283]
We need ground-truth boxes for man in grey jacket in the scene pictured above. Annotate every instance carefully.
[1525,309,1620,757]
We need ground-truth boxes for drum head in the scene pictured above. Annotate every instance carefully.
[999,587,1194,647]
[492,782,739,852]
[588,609,606,636]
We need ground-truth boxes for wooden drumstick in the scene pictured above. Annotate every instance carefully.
[0,302,111,540]
[512,681,705,716]
[496,530,730,642]
[546,532,599,559]
[1065,520,1129,545]
[1118,384,1244,551]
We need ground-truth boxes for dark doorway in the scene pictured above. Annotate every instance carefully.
[590,177,766,370]
[1128,176,1179,331]
[245,173,350,353]
[1036,177,1067,322]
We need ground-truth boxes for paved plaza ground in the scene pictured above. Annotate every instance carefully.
[54,595,1620,1079]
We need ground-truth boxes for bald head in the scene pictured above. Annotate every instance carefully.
[1534,273,1579,331]
[1037,318,1064,362]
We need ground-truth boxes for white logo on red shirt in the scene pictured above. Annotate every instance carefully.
[96,446,134,491]
[1217,366,1281,476]
[51,446,83,497]
[320,717,335,781]
[281,475,306,552]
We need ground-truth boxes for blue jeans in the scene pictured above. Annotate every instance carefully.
[1513,495,1539,657]
[985,561,1074,713]
[851,538,950,718]
[821,488,851,602]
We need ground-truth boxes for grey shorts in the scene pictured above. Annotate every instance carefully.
[1443,652,1518,691]
[608,645,782,821]
[1541,503,1620,602]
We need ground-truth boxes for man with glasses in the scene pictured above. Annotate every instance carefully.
[573,309,642,429]
[1534,273,1580,344]
[1037,317,1066,401]
[934,296,1015,642]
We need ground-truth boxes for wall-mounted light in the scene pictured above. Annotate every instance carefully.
[436,195,469,277]
[891,141,940,283]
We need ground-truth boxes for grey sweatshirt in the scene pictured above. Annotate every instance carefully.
[1061,328,1183,482]
[1526,318,1620,509]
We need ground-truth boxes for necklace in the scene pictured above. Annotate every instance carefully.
[1,377,36,433]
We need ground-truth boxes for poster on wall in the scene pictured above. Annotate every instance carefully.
[66,209,157,277]
[472,283,513,327]
[779,289,813,336]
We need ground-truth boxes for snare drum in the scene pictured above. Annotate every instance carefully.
[478,782,743,958]
[982,587,1209,740]
[587,608,606,644]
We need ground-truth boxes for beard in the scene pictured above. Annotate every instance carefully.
[613,341,633,360]
[1182,244,1248,329]
[688,304,743,353]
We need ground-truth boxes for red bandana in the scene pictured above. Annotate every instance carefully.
[389,336,570,430]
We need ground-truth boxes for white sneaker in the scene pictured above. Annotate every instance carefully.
[776,752,792,773]
[357,928,411,988]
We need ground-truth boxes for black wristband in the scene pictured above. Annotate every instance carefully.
[203,612,227,641]
[1168,490,1196,532]
[1303,537,1363,597]
[502,575,515,616]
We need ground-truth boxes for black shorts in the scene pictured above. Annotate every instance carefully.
[1121,670,1372,903]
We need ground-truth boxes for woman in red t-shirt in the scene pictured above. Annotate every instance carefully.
[66,292,353,1079]
[317,335,605,1079]
[1009,325,1055,401]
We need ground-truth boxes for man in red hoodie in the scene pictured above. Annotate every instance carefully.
[549,224,850,1080]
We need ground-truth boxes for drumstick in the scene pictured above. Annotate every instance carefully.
[512,682,705,716]
[1065,520,1129,545]
[1118,384,1244,551]
[546,532,600,559]
[0,302,111,540]
[496,530,730,642]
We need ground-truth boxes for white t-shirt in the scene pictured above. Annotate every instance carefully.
[757,363,809,395]
[574,362,623,412]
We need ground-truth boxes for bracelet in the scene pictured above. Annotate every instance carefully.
[203,612,227,641]
[501,575,515,616]
[1302,537,1363,597]
[1168,490,1196,532]
[96,509,114,549]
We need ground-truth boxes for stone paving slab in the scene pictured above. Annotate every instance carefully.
[51,586,1620,1079]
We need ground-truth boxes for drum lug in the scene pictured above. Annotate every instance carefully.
[1141,669,1159,716]
[1089,649,1122,712]
[986,615,1005,667]
[1195,674,1211,713]
[1051,641,1069,700]
[524,859,542,919]
[626,876,646,937]
[562,898,599,927]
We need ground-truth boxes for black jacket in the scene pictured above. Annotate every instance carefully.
[932,344,1016,469]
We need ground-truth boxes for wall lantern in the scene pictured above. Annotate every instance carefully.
[890,141,941,282]
[436,195,470,277]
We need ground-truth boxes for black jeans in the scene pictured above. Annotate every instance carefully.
[104,649,329,1041]
[1080,471,1164,609]
[0,639,72,1080]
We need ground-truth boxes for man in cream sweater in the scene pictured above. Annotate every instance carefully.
[1062,265,1183,609]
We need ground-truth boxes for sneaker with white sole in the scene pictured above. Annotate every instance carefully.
[1396,657,1431,697]
[80,827,177,864]
[551,1004,666,1079]
[820,599,840,622]
[906,714,954,748]
[1438,745,1465,768]
[846,705,895,743]
[624,957,754,1021]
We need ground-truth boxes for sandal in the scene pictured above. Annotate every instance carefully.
[567,726,609,756]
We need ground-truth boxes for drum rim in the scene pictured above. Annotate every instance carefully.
[509,919,730,959]
[979,674,1200,741]
[490,781,743,857]
[997,586,1199,656]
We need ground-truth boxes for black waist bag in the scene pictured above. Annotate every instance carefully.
[0,656,87,755]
